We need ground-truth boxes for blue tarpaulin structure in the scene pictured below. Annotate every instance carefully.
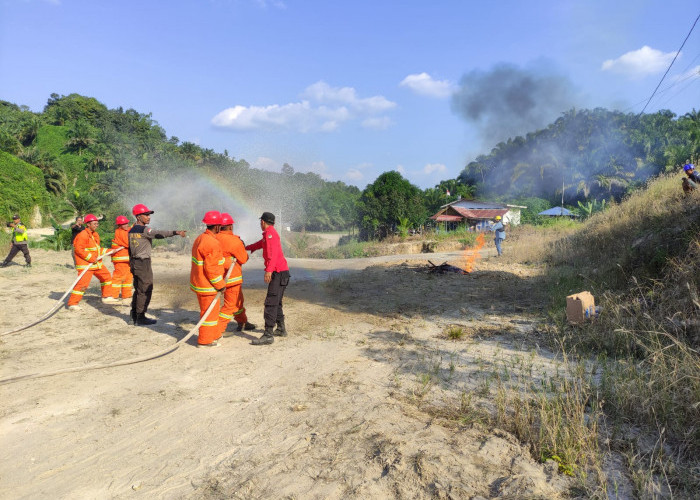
[538,207,577,217]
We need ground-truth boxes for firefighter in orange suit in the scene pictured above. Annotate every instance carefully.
[190,211,226,347]
[216,212,256,336]
[67,213,118,310]
[110,215,133,300]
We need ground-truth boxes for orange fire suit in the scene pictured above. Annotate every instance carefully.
[190,229,225,345]
[215,229,249,335]
[111,226,133,299]
[68,228,113,306]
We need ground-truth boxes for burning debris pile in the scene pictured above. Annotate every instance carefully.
[425,260,470,275]
[415,233,488,275]
[458,232,486,272]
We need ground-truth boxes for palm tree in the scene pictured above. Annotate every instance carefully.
[18,116,40,146]
[35,155,67,195]
[88,144,115,171]
[65,119,94,155]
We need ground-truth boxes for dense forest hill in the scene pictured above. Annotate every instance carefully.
[459,107,700,202]
[0,94,360,232]
[1,94,698,238]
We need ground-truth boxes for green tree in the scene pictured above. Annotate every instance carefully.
[282,162,295,175]
[65,119,95,155]
[357,171,426,240]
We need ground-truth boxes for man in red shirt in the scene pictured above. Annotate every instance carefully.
[245,211,290,345]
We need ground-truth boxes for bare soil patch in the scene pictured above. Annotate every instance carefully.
[0,247,574,499]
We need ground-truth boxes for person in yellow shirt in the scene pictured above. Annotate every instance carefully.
[1,215,31,268]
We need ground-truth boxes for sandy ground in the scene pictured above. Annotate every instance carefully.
[0,244,576,499]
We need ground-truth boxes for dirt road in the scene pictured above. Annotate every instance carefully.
[0,248,572,499]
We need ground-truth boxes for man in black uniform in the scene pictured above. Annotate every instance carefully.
[128,204,186,326]
[70,215,84,265]
[70,215,84,244]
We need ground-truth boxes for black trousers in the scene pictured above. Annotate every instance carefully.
[264,270,290,329]
[130,258,153,314]
[3,243,31,265]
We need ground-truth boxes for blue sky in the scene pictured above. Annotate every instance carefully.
[1,0,698,189]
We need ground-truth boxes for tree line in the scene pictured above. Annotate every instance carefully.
[1,94,698,241]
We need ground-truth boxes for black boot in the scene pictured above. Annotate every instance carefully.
[236,322,257,332]
[251,327,274,345]
[135,313,157,326]
[274,319,287,337]
[131,310,137,325]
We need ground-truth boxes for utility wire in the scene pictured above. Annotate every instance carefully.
[639,12,700,115]
[656,72,700,109]
[623,68,700,113]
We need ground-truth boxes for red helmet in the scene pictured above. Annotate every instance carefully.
[132,203,154,216]
[202,210,222,225]
[115,215,130,225]
[220,212,234,225]
[84,214,98,223]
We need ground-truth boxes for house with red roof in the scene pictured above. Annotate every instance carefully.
[430,199,526,231]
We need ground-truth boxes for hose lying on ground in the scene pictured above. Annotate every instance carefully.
[0,265,234,385]
[0,247,124,337]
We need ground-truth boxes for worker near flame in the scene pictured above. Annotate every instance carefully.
[490,215,506,257]
[110,215,133,302]
[190,211,226,347]
[682,164,699,194]
[67,214,117,310]
[128,204,186,326]
[245,211,290,345]
[215,212,256,337]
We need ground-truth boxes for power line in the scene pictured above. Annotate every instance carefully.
[656,71,700,109]
[639,12,700,115]
[622,67,700,113]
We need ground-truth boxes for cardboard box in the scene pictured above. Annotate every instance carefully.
[566,291,595,324]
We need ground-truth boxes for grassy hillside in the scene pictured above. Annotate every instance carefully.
[34,124,86,181]
[0,151,49,225]
[534,174,699,496]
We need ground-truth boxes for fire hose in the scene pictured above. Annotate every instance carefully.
[0,247,124,336]
[0,264,234,385]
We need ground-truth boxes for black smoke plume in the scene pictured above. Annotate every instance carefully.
[451,63,579,146]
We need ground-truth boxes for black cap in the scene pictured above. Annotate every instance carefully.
[12,214,20,220]
[260,212,275,224]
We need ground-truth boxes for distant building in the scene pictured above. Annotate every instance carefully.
[430,200,526,231]
[538,207,578,217]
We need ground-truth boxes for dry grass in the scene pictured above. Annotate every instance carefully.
[538,175,700,497]
[402,173,699,497]
[317,172,699,497]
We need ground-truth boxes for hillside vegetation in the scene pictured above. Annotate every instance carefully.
[460,108,700,203]
[0,151,49,223]
[1,95,698,244]
[0,95,361,235]
[531,174,699,497]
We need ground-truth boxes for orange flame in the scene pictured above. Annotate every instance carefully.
[459,232,485,273]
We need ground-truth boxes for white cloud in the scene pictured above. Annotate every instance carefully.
[395,165,406,175]
[345,168,364,181]
[302,81,396,113]
[308,161,331,180]
[212,81,396,132]
[601,46,677,77]
[251,156,280,172]
[423,163,447,174]
[400,72,454,98]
